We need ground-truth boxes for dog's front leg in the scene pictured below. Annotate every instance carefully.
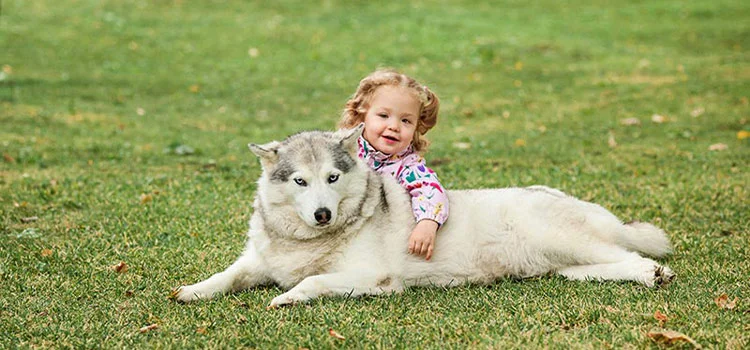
[175,246,270,303]
[268,273,401,308]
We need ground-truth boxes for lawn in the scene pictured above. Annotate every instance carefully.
[1,0,748,348]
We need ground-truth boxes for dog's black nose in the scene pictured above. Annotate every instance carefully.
[314,208,332,224]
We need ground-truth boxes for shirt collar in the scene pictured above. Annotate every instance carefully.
[359,136,413,164]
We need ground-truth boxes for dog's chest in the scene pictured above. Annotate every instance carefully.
[261,239,342,288]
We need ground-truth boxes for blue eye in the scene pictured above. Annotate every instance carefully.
[294,178,307,186]
[328,174,339,183]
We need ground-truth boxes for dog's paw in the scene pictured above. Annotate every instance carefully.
[172,285,209,303]
[653,265,675,288]
[642,264,675,288]
[268,290,309,309]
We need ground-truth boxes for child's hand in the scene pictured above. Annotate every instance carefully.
[408,220,439,260]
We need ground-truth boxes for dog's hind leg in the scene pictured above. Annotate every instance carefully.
[556,257,675,288]
[175,248,270,302]
[268,273,402,308]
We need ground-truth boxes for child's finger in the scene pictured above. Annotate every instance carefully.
[426,244,434,260]
[419,242,429,256]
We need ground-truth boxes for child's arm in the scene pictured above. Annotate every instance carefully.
[397,155,450,260]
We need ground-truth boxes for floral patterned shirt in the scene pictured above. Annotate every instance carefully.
[358,136,449,226]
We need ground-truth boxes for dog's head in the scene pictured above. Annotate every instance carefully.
[248,124,366,237]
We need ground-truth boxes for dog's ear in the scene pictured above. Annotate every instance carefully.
[248,141,281,169]
[338,123,363,156]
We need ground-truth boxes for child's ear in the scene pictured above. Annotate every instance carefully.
[248,141,281,169]
[338,123,363,156]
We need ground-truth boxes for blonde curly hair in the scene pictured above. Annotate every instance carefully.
[338,69,440,153]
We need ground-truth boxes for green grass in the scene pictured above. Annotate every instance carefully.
[1,0,748,348]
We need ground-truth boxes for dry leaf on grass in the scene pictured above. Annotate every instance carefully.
[514,139,526,147]
[608,133,617,148]
[140,193,153,204]
[196,327,207,335]
[738,130,750,140]
[3,153,15,163]
[715,293,738,310]
[647,330,701,348]
[328,328,346,340]
[139,324,159,333]
[620,118,641,126]
[453,142,471,150]
[22,216,39,223]
[237,314,247,324]
[651,114,667,123]
[41,249,53,257]
[654,310,668,325]
[690,107,705,117]
[708,143,728,151]
[112,261,128,273]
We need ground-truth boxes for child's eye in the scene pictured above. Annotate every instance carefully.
[402,119,412,124]
[378,113,388,118]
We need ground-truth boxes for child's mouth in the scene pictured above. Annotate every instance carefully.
[382,135,398,142]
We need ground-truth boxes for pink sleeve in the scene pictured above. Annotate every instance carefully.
[396,155,450,227]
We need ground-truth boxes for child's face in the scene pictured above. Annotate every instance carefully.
[362,86,421,155]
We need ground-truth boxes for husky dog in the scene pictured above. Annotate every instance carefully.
[174,125,674,307]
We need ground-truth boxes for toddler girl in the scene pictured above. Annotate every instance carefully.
[339,69,449,261]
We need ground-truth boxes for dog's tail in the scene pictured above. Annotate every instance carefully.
[616,221,672,257]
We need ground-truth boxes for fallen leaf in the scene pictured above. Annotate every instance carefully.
[41,249,53,257]
[514,139,526,147]
[125,290,134,297]
[248,47,259,57]
[22,216,39,223]
[654,310,668,325]
[140,193,153,204]
[3,153,15,163]
[189,84,200,93]
[139,324,158,333]
[196,327,207,335]
[328,328,346,340]
[514,61,523,70]
[651,114,667,123]
[604,306,619,313]
[690,107,705,117]
[2,65,12,74]
[453,142,471,150]
[620,118,641,126]
[502,111,510,118]
[738,130,750,140]
[608,133,617,148]
[708,143,728,151]
[647,330,701,348]
[715,293,738,310]
[112,261,128,273]
[136,107,145,116]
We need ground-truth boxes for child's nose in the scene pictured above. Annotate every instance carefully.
[387,119,399,130]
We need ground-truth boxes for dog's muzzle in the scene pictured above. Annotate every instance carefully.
[314,207,332,225]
